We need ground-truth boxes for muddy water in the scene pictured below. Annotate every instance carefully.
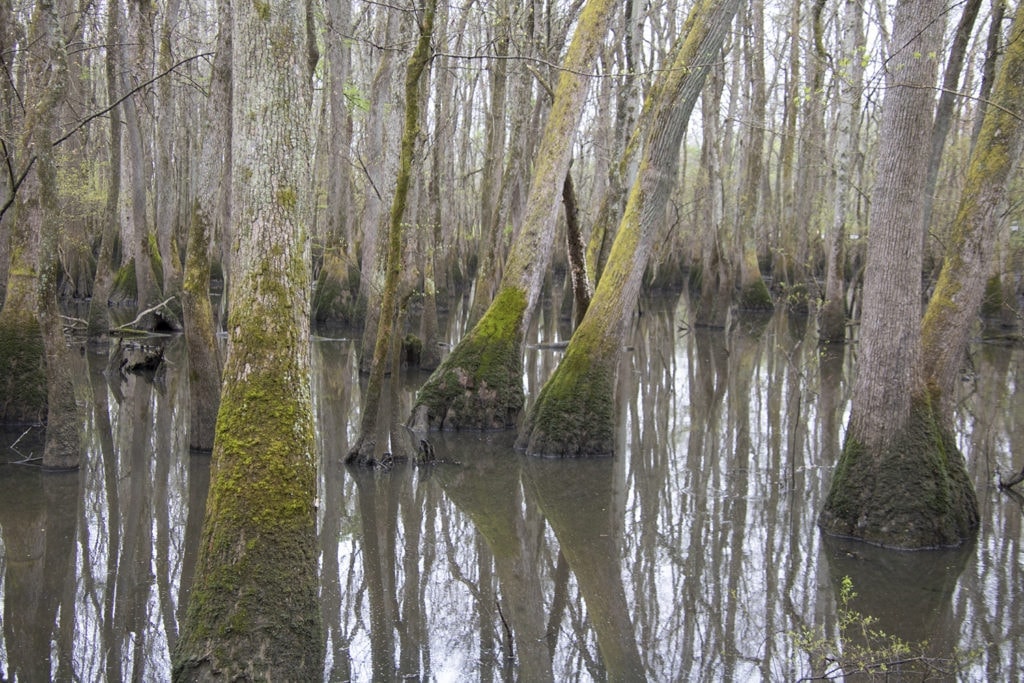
[1,295,1022,681]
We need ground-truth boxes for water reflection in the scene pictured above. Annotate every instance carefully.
[1,297,1023,681]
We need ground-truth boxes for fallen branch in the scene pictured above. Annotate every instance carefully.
[115,296,176,331]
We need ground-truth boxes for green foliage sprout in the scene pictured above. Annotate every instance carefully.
[790,576,978,680]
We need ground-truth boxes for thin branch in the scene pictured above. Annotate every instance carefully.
[53,51,214,147]
[114,296,176,331]
[0,51,213,224]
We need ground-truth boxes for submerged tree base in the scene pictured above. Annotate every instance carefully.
[516,339,616,457]
[410,287,526,431]
[819,395,979,549]
[0,309,46,424]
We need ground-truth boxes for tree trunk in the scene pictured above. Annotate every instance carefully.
[410,0,617,431]
[86,0,122,341]
[348,0,437,465]
[819,0,979,549]
[518,0,741,456]
[734,0,773,312]
[818,0,864,343]
[181,0,230,452]
[154,0,184,327]
[120,3,161,327]
[172,0,322,677]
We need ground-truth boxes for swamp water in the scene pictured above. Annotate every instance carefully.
[1,295,1022,681]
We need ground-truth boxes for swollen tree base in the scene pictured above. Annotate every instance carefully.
[410,287,526,431]
[819,394,978,549]
[516,336,617,457]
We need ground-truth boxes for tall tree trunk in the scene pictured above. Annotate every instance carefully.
[181,0,230,451]
[410,0,617,431]
[155,0,184,326]
[819,0,865,343]
[172,0,321,676]
[86,0,122,340]
[120,1,161,327]
[348,0,437,465]
[734,0,773,312]
[518,0,741,456]
[467,3,510,324]
[18,0,79,469]
[357,8,400,372]
[819,0,979,549]
[970,0,1006,150]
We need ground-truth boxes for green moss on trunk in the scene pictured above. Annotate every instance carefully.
[517,331,617,456]
[739,278,773,311]
[411,286,527,430]
[173,357,321,680]
[819,394,978,549]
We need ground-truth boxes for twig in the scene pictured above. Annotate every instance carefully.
[10,425,34,451]
[496,599,515,661]
[115,296,176,331]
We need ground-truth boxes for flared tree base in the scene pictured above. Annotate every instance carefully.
[819,396,979,549]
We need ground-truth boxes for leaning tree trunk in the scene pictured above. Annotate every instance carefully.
[819,0,979,549]
[348,0,437,465]
[172,0,322,678]
[517,0,741,456]
[922,0,1024,419]
[409,0,617,431]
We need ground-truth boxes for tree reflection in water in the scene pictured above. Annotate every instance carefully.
[1,296,1022,680]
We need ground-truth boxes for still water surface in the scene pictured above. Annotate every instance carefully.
[1,295,1022,681]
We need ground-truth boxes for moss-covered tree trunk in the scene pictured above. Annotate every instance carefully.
[409,0,617,431]
[348,0,437,465]
[518,0,741,456]
[172,0,322,678]
[819,0,983,549]
[920,0,1024,419]
[181,0,229,452]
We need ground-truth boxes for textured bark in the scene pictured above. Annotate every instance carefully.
[410,0,617,431]
[820,0,979,549]
[172,0,322,677]
[467,4,510,324]
[518,0,741,456]
[349,0,437,465]
[0,0,80,466]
